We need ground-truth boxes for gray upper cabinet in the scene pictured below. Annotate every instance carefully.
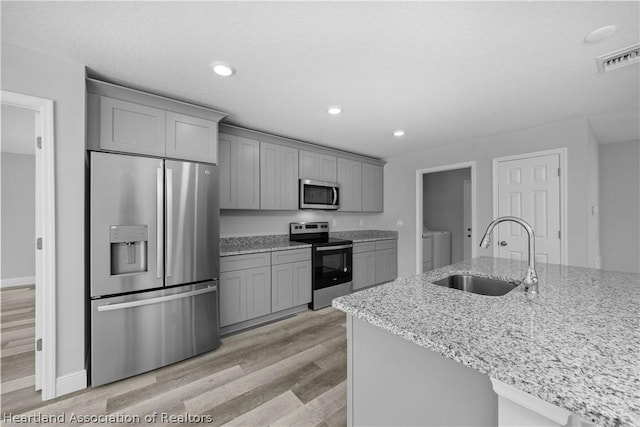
[337,158,362,212]
[166,111,218,163]
[88,80,226,163]
[260,142,299,210]
[219,133,260,210]
[362,163,384,212]
[299,150,337,182]
[99,97,166,157]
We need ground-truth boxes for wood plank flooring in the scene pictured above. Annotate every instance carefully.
[1,285,347,426]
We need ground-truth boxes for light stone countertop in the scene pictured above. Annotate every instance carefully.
[220,230,397,256]
[220,235,311,256]
[330,230,398,242]
[332,256,640,427]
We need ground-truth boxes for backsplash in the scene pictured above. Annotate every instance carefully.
[220,210,384,237]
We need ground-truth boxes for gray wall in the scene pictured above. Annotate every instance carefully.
[221,210,381,237]
[1,153,36,281]
[422,168,470,264]
[374,117,599,278]
[599,140,640,273]
[2,44,86,379]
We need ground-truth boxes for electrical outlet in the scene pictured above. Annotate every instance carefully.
[396,219,403,227]
[332,219,338,227]
[359,219,364,226]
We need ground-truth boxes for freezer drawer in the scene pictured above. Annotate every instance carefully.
[90,281,220,386]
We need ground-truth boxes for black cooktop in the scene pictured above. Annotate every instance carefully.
[289,222,352,247]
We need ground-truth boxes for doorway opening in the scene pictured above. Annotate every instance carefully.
[1,91,56,401]
[415,162,477,275]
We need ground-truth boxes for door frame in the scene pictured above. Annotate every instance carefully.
[492,148,568,265]
[1,90,57,400]
[415,161,477,275]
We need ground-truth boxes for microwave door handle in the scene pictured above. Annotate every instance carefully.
[332,187,337,205]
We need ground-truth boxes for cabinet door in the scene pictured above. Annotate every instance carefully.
[100,97,166,156]
[220,270,245,327]
[299,150,337,182]
[353,251,376,290]
[166,112,218,163]
[271,263,294,312]
[218,134,235,209]
[292,260,312,306]
[280,146,299,210]
[362,163,383,212]
[245,266,271,320]
[375,248,397,284]
[337,158,362,212]
[236,137,260,209]
[260,142,280,210]
[318,154,337,182]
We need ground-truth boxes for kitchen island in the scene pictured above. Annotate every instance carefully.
[333,257,640,427]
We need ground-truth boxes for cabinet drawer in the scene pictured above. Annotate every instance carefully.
[271,248,311,265]
[220,252,270,272]
[375,239,397,250]
[353,242,376,253]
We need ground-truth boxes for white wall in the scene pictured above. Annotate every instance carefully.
[221,210,382,237]
[377,117,595,278]
[422,168,470,264]
[599,140,640,273]
[1,44,86,380]
[1,153,36,282]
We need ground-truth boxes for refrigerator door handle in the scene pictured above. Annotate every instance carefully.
[156,167,164,279]
[166,167,173,278]
[97,285,217,312]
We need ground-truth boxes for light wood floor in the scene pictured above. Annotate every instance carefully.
[1,285,347,426]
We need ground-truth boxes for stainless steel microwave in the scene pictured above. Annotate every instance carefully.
[299,179,340,210]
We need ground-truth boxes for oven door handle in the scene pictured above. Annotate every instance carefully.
[316,244,353,252]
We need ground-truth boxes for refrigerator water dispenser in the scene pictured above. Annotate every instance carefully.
[110,225,148,275]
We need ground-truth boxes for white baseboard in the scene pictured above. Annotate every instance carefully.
[56,370,86,397]
[1,276,36,288]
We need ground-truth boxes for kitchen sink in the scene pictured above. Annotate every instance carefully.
[432,274,520,297]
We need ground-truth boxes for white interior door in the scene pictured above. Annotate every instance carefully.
[496,153,561,264]
[34,111,42,391]
[463,180,472,260]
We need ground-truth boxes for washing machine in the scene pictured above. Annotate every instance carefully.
[422,226,451,272]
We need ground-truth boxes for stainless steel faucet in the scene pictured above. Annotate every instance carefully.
[479,216,539,295]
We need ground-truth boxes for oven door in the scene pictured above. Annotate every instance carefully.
[300,179,340,210]
[313,244,353,290]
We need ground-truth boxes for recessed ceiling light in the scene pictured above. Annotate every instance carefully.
[210,61,236,77]
[584,25,617,44]
[327,106,342,115]
[393,130,405,137]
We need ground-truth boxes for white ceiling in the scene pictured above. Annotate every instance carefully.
[1,104,35,155]
[2,1,639,159]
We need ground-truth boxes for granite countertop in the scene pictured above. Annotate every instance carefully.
[332,256,640,427]
[220,230,397,256]
[220,235,311,256]
[330,230,398,242]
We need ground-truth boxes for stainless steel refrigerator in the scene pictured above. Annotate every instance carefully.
[89,151,220,386]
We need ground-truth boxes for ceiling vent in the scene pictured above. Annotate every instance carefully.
[596,43,640,73]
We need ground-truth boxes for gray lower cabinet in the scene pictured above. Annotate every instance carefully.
[220,248,312,329]
[260,141,299,210]
[375,240,397,284]
[271,248,312,312]
[353,251,376,290]
[219,133,260,209]
[219,253,271,327]
[353,239,397,290]
[362,163,383,212]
